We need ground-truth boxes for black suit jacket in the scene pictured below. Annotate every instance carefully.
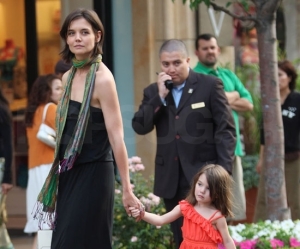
[132,70,236,198]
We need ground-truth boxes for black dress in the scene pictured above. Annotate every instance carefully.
[0,107,12,184]
[51,100,115,249]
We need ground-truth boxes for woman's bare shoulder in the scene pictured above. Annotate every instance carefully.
[95,63,115,86]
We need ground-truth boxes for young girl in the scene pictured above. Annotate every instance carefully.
[130,164,236,249]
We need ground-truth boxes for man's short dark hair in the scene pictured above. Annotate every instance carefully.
[195,33,217,50]
[159,39,188,58]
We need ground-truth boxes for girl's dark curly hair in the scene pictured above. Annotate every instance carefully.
[185,164,234,218]
[25,74,60,127]
[59,8,105,63]
[278,60,298,91]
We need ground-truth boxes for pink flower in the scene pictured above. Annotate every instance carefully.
[140,196,152,210]
[270,239,284,249]
[128,164,135,172]
[131,236,138,242]
[239,239,257,249]
[290,237,300,247]
[148,193,160,205]
[131,156,142,163]
[218,243,225,249]
[134,163,145,171]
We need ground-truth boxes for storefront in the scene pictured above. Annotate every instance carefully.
[0,0,63,229]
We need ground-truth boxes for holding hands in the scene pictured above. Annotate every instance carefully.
[123,192,145,221]
[129,206,142,219]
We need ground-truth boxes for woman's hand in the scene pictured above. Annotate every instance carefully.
[122,191,145,221]
[1,183,13,195]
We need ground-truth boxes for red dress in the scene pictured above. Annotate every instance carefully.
[179,200,223,249]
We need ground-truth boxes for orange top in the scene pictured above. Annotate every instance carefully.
[179,200,223,249]
[26,103,57,169]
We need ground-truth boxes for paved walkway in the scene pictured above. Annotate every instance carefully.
[9,229,33,249]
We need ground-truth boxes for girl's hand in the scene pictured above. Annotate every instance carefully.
[129,206,141,218]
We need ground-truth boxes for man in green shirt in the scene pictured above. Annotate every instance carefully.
[193,33,253,222]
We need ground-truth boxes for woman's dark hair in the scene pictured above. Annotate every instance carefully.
[185,164,234,218]
[25,74,60,127]
[278,60,298,91]
[59,8,105,63]
[0,89,11,123]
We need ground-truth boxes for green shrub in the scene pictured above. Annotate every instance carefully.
[242,154,260,191]
[113,157,174,249]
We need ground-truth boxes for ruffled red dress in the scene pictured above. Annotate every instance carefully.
[179,200,223,249]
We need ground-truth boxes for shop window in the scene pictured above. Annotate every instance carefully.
[36,0,61,75]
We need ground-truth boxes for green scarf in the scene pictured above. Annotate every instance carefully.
[35,55,102,226]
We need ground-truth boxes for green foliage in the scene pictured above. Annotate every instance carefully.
[239,0,250,11]
[113,157,174,249]
[277,43,287,61]
[242,155,259,190]
[174,0,211,9]
[226,2,232,8]
[292,59,300,91]
[176,0,251,12]
[236,64,262,155]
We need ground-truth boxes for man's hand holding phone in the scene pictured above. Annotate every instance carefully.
[156,72,173,99]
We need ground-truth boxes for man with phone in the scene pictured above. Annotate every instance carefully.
[132,39,236,248]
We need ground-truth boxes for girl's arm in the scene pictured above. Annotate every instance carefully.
[215,217,236,249]
[130,205,182,226]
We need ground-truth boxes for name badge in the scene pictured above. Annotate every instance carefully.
[191,102,205,109]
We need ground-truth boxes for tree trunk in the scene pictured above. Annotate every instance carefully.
[255,0,290,220]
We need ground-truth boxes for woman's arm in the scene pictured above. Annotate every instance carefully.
[95,66,142,216]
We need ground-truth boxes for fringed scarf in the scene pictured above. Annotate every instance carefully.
[34,55,102,228]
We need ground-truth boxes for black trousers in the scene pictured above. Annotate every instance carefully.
[163,164,190,249]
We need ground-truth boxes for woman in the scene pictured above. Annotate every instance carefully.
[24,74,62,249]
[254,60,300,221]
[0,89,14,249]
[36,9,142,249]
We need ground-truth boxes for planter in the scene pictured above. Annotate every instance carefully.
[231,187,258,225]
[245,187,258,224]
